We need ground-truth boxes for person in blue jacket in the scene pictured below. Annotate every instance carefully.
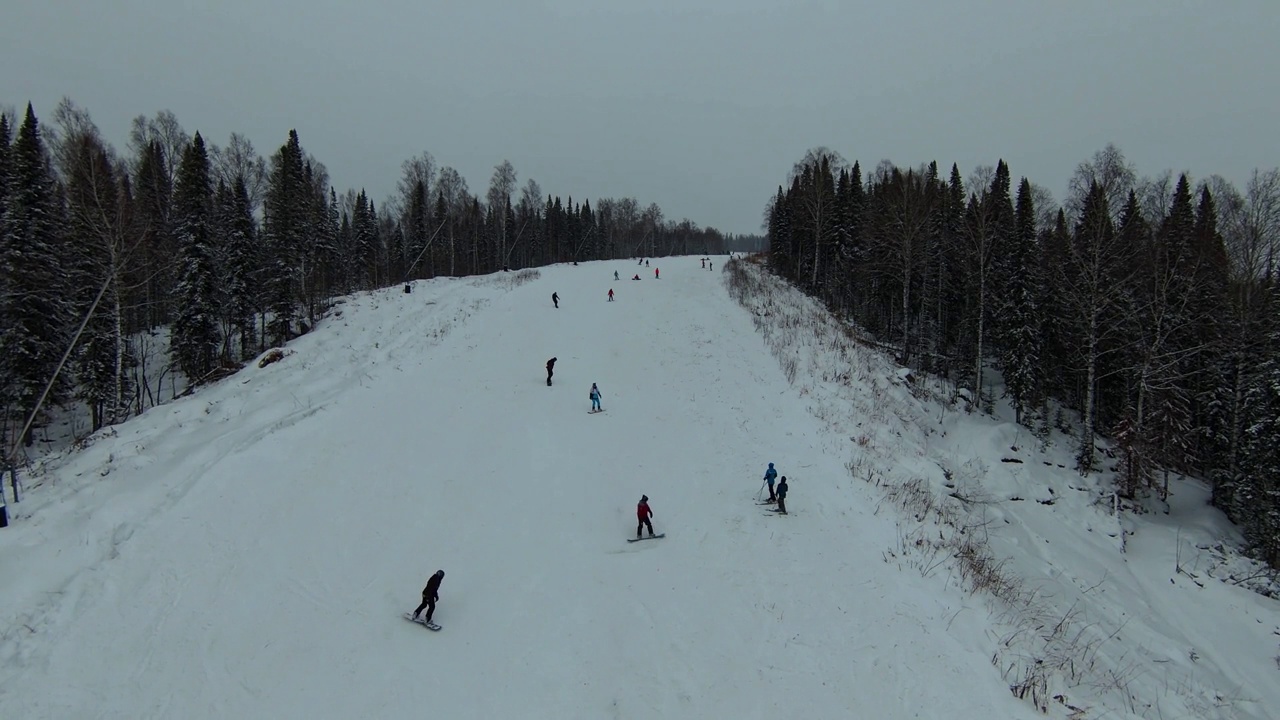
[589,383,603,412]
[763,462,778,501]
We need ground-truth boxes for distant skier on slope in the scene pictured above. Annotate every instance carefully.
[614,270,620,280]
[775,477,788,515]
[552,292,559,308]
[590,383,603,412]
[763,462,778,502]
[546,357,557,386]
[608,288,615,302]
[637,495,656,538]
[654,267,659,279]
[410,570,445,623]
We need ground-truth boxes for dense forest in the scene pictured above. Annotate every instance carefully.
[0,98,757,478]
[765,146,1280,567]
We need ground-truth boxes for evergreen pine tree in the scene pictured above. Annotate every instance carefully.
[131,141,175,330]
[0,104,72,445]
[999,178,1044,424]
[221,176,259,360]
[169,133,222,384]
[263,131,307,344]
[1238,289,1280,565]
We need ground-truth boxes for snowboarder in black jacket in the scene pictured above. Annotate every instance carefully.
[552,292,559,308]
[411,570,445,622]
[546,357,557,386]
[776,477,788,514]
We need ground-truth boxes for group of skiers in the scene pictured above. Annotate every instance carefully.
[762,462,789,514]
[415,258,759,623]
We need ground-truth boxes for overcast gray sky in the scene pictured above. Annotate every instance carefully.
[2,1,1277,235]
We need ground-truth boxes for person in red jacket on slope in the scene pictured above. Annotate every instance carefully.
[636,495,656,538]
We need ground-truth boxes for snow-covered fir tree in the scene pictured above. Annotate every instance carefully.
[169,133,221,384]
[0,105,72,445]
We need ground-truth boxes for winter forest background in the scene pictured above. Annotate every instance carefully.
[766,146,1280,569]
[0,98,758,475]
[1,94,1277,575]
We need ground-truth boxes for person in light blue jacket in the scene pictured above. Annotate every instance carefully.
[763,462,778,501]
[589,383,603,412]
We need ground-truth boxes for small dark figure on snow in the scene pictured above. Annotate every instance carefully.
[608,288,614,302]
[645,260,649,267]
[411,569,445,623]
[638,257,644,266]
[776,477,789,514]
[632,274,641,281]
[590,382,603,412]
[552,292,559,308]
[614,270,620,280]
[546,357,557,386]
[654,267,659,279]
[763,462,778,502]
[701,258,705,268]
[637,495,655,538]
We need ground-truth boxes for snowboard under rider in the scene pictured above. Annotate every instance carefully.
[763,462,778,502]
[546,357,557,386]
[411,570,445,623]
[637,495,655,538]
[776,477,788,515]
[590,383,603,412]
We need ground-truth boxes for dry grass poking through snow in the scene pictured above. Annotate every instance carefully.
[722,256,1188,718]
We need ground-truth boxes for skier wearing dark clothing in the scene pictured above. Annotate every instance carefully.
[614,271,620,280]
[636,495,655,538]
[546,357,557,386]
[552,292,559,308]
[590,383,603,411]
[776,477,788,514]
[411,570,445,622]
[763,462,778,501]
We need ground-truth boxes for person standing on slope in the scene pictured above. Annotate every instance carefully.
[636,495,656,538]
[614,270,620,280]
[546,357,557,386]
[608,288,614,302]
[410,570,445,623]
[552,292,559,308]
[775,477,789,514]
[654,267,659,279]
[589,383,603,412]
[763,462,778,502]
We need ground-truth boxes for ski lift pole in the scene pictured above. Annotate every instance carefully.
[3,272,113,521]
[404,221,446,281]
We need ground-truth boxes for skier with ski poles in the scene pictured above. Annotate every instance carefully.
[761,462,778,502]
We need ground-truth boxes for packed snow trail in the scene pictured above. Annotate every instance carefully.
[0,261,1039,719]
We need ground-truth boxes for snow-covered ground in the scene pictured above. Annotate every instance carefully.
[0,258,1275,719]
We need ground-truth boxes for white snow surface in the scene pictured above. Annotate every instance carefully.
[0,259,1276,719]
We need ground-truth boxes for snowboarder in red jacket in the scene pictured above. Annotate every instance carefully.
[411,570,445,623]
[636,495,655,538]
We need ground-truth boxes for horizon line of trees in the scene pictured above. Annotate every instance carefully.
[0,96,761,477]
[765,145,1280,567]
